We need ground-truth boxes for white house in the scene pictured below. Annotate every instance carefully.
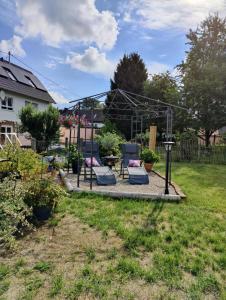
[0,58,55,146]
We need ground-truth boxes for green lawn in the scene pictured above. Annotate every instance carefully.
[0,162,225,299]
[155,162,226,213]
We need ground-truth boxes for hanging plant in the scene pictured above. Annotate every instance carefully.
[59,114,88,128]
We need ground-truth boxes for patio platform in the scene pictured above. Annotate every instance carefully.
[60,169,184,201]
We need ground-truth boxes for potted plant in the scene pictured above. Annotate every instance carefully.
[23,178,66,221]
[140,148,160,172]
[95,132,124,157]
[68,144,83,174]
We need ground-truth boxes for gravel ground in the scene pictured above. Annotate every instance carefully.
[65,169,177,196]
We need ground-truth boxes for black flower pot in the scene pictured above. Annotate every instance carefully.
[71,160,82,174]
[33,206,52,221]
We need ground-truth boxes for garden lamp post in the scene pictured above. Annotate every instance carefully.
[163,141,174,194]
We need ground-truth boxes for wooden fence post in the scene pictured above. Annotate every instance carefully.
[149,126,157,151]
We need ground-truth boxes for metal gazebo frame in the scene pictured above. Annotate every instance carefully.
[66,88,186,191]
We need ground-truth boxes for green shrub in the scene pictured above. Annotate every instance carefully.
[23,178,67,209]
[68,144,83,163]
[140,148,160,163]
[95,132,125,156]
[97,120,121,136]
[0,145,44,180]
[0,177,32,248]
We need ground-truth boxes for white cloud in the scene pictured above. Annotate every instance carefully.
[141,34,153,40]
[147,61,171,76]
[45,55,64,69]
[15,0,118,50]
[45,62,57,70]
[49,91,70,104]
[66,47,115,77]
[0,35,25,57]
[124,0,226,30]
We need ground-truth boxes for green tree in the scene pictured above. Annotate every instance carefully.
[105,53,148,139]
[80,97,102,110]
[19,104,60,151]
[179,15,226,147]
[144,72,189,137]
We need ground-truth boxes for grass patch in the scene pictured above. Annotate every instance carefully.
[48,274,63,297]
[67,266,110,299]
[0,264,9,282]
[19,276,43,300]
[84,247,96,263]
[116,257,143,279]
[57,162,226,299]
[0,280,10,296]
[33,261,53,273]
[1,162,225,299]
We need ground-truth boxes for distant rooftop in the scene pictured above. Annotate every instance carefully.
[0,58,55,103]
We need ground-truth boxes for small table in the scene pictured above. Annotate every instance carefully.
[103,156,119,170]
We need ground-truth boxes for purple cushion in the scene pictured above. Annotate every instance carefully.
[85,157,100,167]
[128,159,141,167]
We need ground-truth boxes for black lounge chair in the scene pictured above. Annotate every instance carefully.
[120,143,149,184]
[127,167,149,185]
[93,166,116,185]
[120,143,140,178]
[82,141,116,185]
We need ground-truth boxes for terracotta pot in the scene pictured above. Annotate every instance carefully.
[144,162,153,172]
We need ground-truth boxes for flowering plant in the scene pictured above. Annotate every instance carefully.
[59,114,89,128]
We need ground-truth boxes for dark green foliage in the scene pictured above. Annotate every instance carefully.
[0,177,32,248]
[95,132,125,156]
[68,144,83,163]
[140,148,160,163]
[105,53,148,139]
[144,72,188,135]
[98,119,121,136]
[80,97,102,110]
[19,104,60,151]
[179,15,226,147]
[23,178,67,208]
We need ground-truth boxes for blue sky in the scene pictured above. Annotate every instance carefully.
[0,0,225,107]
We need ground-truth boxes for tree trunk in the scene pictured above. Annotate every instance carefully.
[205,130,211,148]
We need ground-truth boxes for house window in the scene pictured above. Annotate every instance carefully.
[3,67,17,81]
[25,76,36,88]
[0,125,12,144]
[1,97,13,110]
[25,100,38,109]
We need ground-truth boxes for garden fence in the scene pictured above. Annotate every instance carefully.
[156,141,226,164]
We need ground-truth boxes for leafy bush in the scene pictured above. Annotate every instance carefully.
[19,104,60,152]
[140,148,160,163]
[135,131,150,147]
[97,120,122,136]
[0,145,45,180]
[0,177,32,248]
[95,132,125,156]
[68,144,83,163]
[23,178,67,208]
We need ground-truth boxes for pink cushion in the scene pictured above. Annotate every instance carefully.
[85,157,100,167]
[128,159,140,167]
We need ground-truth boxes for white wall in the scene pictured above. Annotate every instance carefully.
[0,91,50,123]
